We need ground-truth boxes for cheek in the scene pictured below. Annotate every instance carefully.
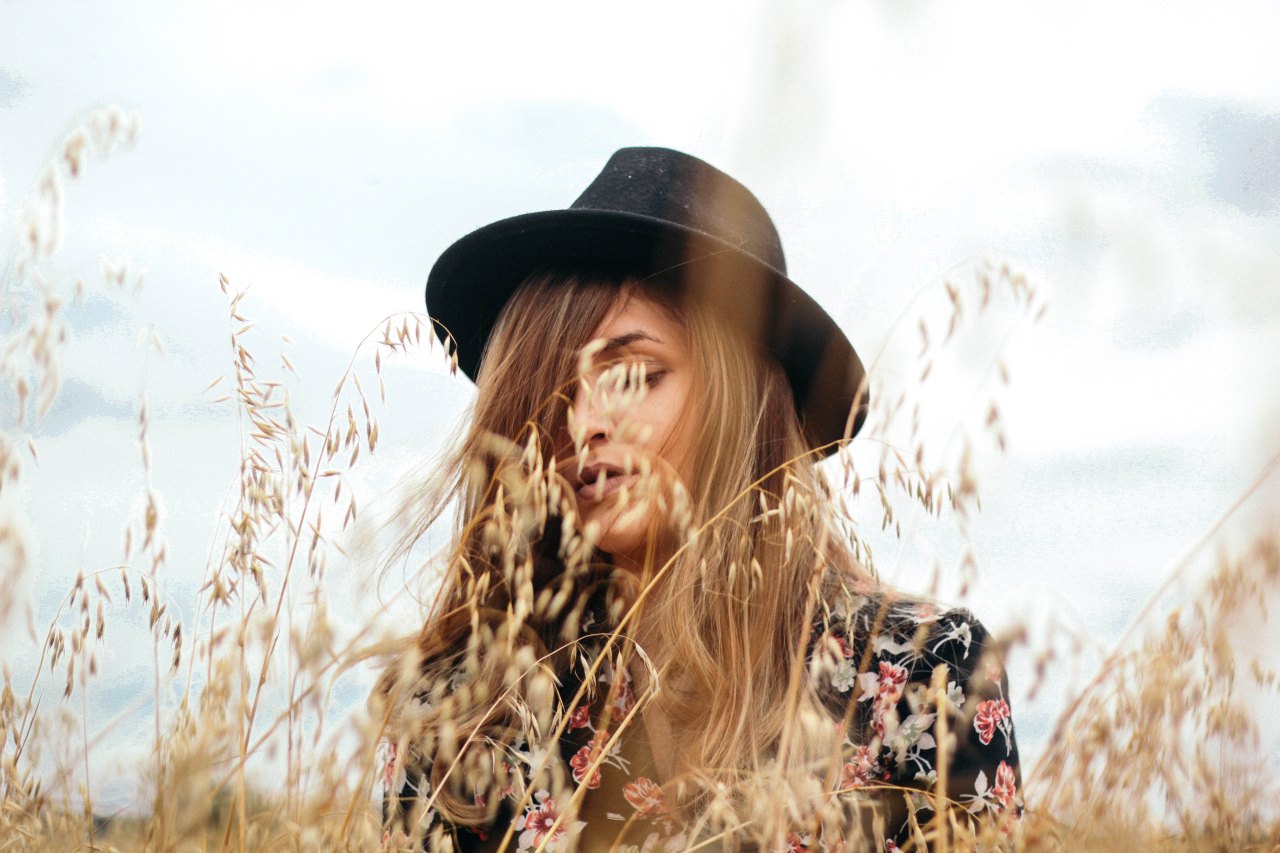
[654,388,696,477]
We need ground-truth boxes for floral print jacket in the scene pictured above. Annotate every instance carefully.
[381,594,1021,851]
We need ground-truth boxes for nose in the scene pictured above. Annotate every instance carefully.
[569,377,610,449]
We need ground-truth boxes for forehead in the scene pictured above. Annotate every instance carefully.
[590,293,687,351]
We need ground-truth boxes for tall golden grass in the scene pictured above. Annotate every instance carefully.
[2,111,1278,851]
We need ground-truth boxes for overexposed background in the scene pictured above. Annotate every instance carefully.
[3,0,1278,813]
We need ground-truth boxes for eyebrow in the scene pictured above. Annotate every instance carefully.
[600,331,663,352]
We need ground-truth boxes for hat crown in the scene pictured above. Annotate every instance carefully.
[570,147,787,274]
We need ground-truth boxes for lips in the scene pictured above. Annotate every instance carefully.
[575,462,638,503]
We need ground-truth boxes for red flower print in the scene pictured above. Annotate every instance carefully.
[570,734,606,789]
[520,794,565,846]
[622,776,667,818]
[516,790,584,852]
[992,760,1016,809]
[381,741,398,789]
[610,678,636,721]
[840,745,877,790]
[567,703,591,731]
[785,832,810,851]
[974,698,1011,745]
[876,661,908,703]
[985,661,1004,684]
[500,762,516,799]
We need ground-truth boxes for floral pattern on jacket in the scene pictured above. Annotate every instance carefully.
[813,596,1022,845]
[381,593,1021,850]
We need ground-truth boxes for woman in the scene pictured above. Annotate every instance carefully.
[375,148,1020,851]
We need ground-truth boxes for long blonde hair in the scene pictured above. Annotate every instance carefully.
[375,266,874,839]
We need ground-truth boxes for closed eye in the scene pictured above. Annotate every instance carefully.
[593,357,665,391]
[621,360,664,391]
[642,369,666,388]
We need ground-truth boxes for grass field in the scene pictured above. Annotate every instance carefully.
[2,111,1279,852]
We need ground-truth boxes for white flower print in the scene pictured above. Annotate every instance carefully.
[886,712,936,759]
[515,789,585,852]
[832,657,859,693]
[961,761,1019,819]
[944,680,966,713]
[930,618,972,658]
[383,597,1019,853]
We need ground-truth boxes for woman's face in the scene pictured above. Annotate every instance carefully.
[567,293,695,571]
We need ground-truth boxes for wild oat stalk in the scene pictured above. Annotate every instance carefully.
[1,106,140,851]
[3,110,1279,852]
[138,280,435,851]
[1024,456,1280,851]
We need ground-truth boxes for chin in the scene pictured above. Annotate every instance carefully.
[583,501,657,569]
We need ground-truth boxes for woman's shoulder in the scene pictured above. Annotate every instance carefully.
[816,589,992,647]
[810,588,1023,837]
[810,590,1006,698]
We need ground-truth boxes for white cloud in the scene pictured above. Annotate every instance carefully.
[155,0,771,143]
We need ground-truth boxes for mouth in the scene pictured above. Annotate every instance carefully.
[575,462,638,503]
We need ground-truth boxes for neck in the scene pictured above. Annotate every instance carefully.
[609,523,676,579]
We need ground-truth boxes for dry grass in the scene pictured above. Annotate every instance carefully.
[2,110,1279,851]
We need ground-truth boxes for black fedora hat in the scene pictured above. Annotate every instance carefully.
[425,147,869,451]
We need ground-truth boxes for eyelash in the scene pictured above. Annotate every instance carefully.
[642,369,665,388]
[589,359,665,391]
[607,363,664,390]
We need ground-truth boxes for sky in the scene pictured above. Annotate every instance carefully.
[2,0,1279,814]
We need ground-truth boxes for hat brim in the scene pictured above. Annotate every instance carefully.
[426,208,869,451]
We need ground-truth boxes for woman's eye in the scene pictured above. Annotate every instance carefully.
[624,363,663,389]
[592,359,665,393]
